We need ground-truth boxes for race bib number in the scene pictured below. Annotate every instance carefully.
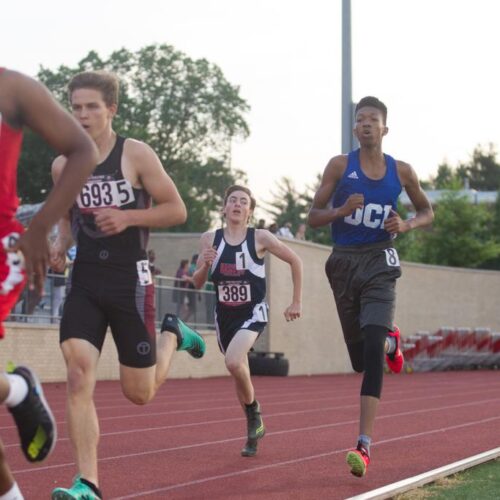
[384,248,400,267]
[235,251,247,270]
[77,179,135,211]
[218,283,251,305]
[136,260,153,286]
[253,301,269,322]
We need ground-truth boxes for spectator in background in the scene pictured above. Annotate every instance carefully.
[148,249,162,277]
[173,259,190,319]
[268,222,278,234]
[185,254,199,322]
[295,223,307,241]
[50,268,67,320]
[256,219,266,229]
[277,222,294,239]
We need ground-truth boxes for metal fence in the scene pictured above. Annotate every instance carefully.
[8,273,216,331]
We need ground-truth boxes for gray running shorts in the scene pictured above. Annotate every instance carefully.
[325,240,402,345]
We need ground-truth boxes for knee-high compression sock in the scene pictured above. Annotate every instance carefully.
[360,325,389,398]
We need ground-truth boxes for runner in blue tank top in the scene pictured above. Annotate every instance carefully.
[308,96,434,478]
[49,70,205,500]
[192,185,303,457]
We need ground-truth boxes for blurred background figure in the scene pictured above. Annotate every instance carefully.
[173,259,190,319]
[277,222,294,239]
[268,222,278,234]
[148,249,162,277]
[295,223,307,240]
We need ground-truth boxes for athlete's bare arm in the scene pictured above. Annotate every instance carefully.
[191,231,217,289]
[256,229,302,322]
[384,161,434,234]
[94,140,187,235]
[307,155,364,228]
[3,70,98,292]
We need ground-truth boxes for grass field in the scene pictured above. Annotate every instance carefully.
[396,458,500,499]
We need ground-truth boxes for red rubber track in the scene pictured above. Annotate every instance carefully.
[3,371,500,499]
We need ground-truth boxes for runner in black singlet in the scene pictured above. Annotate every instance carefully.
[50,70,205,500]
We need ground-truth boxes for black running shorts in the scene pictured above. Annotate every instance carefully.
[60,260,156,368]
[325,240,402,345]
[214,301,268,353]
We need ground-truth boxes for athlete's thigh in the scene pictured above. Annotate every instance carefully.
[60,281,108,352]
[119,363,156,400]
[60,337,101,382]
[225,329,259,364]
[106,279,156,369]
[360,250,401,330]
[325,252,362,344]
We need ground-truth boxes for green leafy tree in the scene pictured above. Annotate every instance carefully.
[263,177,307,230]
[432,162,462,189]
[460,144,500,191]
[18,44,250,231]
[417,191,500,268]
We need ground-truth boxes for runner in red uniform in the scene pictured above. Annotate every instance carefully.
[0,68,97,499]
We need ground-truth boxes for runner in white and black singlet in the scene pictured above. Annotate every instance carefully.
[49,70,205,500]
[192,185,303,457]
[308,96,434,478]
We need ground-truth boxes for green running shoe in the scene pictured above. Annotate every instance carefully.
[346,442,370,477]
[241,401,265,457]
[160,313,206,359]
[52,476,102,499]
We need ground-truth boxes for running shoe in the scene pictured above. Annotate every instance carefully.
[7,365,57,462]
[386,325,404,374]
[52,476,101,499]
[346,442,370,477]
[241,400,266,457]
[160,313,206,359]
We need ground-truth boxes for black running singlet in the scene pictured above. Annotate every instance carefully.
[70,136,151,265]
[211,228,266,313]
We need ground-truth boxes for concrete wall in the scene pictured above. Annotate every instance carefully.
[265,238,500,375]
[2,233,499,382]
[0,324,227,382]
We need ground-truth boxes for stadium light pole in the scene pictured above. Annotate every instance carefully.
[342,0,357,153]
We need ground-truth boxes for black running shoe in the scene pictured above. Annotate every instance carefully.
[160,313,206,359]
[241,401,265,457]
[7,365,57,462]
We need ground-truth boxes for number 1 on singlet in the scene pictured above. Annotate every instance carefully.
[253,301,269,322]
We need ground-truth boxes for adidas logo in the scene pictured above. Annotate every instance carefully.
[347,171,359,179]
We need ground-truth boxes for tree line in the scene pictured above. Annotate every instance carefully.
[18,43,500,270]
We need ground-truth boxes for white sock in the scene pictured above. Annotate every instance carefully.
[0,482,24,500]
[4,374,28,407]
[386,335,397,355]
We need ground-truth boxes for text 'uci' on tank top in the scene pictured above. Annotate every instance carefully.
[331,149,402,246]
[70,136,151,265]
[210,228,266,311]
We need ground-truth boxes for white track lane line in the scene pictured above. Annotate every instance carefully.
[346,447,500,500]
[109,416,500,499]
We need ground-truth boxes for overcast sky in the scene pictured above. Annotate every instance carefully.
[4,0,500,212]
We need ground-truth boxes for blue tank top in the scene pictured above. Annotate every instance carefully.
[331,149,402,246]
